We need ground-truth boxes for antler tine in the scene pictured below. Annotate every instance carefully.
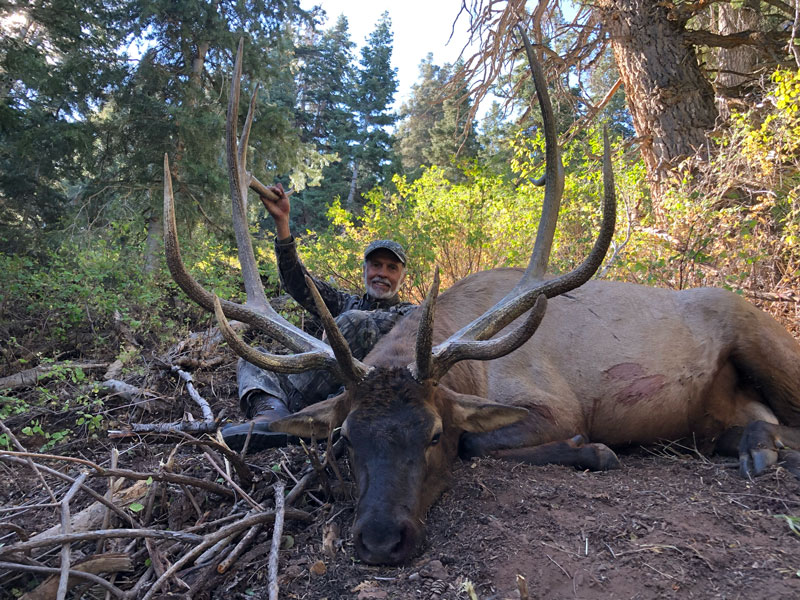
[517,25,564,284]
[214,297,341,374]
[164,154,333,356]
[418,25,616,378]
[427,295,547,380]
[412,267,441,381]
[303,275,370,385]
[227,38,271,314]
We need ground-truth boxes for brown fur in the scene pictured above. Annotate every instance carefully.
[273,268,800,564]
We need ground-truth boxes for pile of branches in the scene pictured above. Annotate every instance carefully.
[0,338,349,599]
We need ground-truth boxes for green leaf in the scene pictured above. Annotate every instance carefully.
[129,502,145,513]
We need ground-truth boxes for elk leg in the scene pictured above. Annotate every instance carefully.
[462,434,620,471]
[715,420,800,478]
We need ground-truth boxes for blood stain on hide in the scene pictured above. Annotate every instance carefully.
[605,363,666,405]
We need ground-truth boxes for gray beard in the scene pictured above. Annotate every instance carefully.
[364,272,399,300]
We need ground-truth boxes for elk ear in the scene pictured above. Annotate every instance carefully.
[269,396,346,439]
[449,392,529,433]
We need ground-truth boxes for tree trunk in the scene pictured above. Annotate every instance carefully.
[347,161,359,208]
[713,0,760,116]
[597,0,718,208]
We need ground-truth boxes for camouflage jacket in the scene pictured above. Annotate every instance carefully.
[275,236,416,319]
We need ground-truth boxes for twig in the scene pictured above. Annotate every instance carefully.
[285,468,317,506]
[217,523,263,573]
[170,365,214,422]
[158,431,253,487]
[545,553,571,578]
[0,522,30,541]
[240,420,255,458]
[203,452,263,510]
[57,472,88,600]
[300,439,332,498]
[0,528,205,557]
[100,447,119,554]
[269,481,286,600]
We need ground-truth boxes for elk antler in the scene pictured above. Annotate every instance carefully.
[164,39,369,386]
[410,27,616,382]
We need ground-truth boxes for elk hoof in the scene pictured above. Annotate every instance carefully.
[738,420,781,478]
[579,443,621,471]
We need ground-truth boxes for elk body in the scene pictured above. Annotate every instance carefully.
[165,39,800,566]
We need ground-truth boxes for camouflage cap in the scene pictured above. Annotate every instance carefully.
[363,240,407,266]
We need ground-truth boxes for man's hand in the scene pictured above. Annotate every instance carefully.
[260,183,291,240]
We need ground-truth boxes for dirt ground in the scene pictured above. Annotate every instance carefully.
[273,450,800,600]
[2,364,800,600]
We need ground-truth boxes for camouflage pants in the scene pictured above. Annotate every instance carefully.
[237,309,403,417]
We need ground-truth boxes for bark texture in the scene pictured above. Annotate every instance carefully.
[598,0,718,206]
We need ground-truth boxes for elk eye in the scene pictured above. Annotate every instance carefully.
[430,432,441,446]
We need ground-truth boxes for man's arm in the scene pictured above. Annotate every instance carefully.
[260,186,358,318]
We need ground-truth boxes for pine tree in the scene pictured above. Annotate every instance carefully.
[290,14,358,232]
[347,12,398,208]
[396,56,478,182]
[0,0,128,251]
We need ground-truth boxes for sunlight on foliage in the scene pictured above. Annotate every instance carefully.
[611,68,800,334]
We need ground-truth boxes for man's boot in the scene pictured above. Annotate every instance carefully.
[221,393,293,453]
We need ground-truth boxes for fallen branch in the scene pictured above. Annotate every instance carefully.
[57,472,87,600]
[99,379,158,403]
[0,451,235,498]
[268,481,286,600]
[1,528,205,557]
[217,523,263,574]
[109,419,220,436]
[0,362,108,391]
[170,365,214,422]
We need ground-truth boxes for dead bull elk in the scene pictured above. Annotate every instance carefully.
[165,38,800,565]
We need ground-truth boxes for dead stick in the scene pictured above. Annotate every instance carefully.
[100,448,119,554]
[285,468,317,506]
[217,523,263,574]
[1,528,205,556]
[0,562,127,599]
[57,472,88,600]
[140,508,311,600]
[300,439,332,498]
[268,481,286,600]
[0,451,234,497]
[203,452,262,511]
[170,365,214,421]
[0,522,30,541]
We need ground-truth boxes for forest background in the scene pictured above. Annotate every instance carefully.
[1,0,800,450]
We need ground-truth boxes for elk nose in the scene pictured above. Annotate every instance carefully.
[354,518,418,565]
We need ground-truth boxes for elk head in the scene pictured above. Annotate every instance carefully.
[164,33,616,566]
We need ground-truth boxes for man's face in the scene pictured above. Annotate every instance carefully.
[363,249,406,300]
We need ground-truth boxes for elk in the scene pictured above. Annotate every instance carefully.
[165,38,800,566]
